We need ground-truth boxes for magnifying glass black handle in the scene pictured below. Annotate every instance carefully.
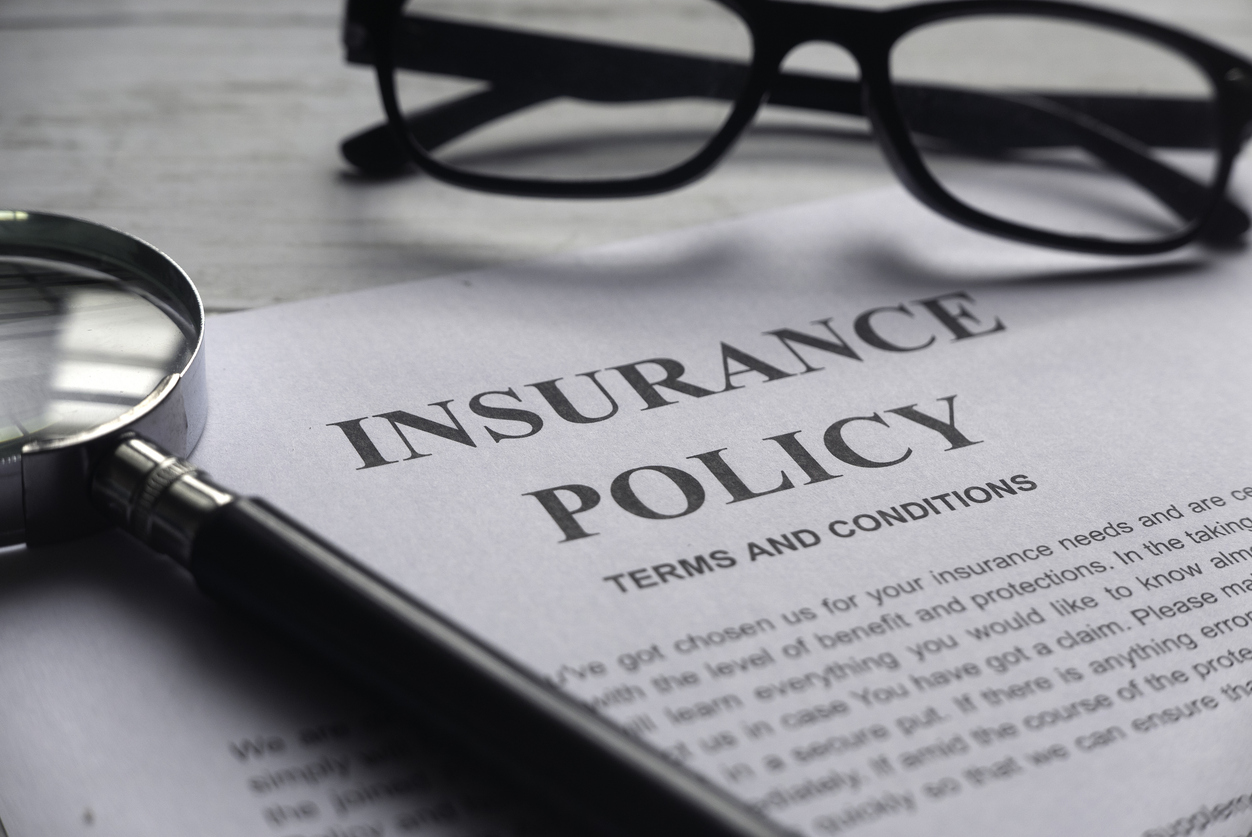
[91,435,793,837]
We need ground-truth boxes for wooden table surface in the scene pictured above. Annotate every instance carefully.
[3,0,1249,311]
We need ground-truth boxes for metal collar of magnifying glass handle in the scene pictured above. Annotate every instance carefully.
[91,435,236,566]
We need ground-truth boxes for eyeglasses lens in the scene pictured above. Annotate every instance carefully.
[891,15,1220,243]
[393,0,752,182]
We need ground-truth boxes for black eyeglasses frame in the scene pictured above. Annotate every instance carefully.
[345,0,1252,255]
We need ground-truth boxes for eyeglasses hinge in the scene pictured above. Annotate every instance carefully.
[343,22,369,53]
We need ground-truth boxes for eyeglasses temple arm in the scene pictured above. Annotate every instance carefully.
[1050,100,1248,241]
[342,85,557,174]
[341,12,752,175]
[347,12,1218,143]
[902,87,1248,242]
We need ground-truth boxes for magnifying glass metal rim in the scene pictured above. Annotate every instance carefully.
[0,209,207,547]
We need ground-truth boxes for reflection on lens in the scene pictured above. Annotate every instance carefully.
[394,0,753,181]
[0,257,191,454]
[892,15,1219,242]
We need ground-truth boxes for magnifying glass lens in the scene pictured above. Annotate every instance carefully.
[0,255,193,455]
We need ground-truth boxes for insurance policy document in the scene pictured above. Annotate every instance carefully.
[4,186,1252,836]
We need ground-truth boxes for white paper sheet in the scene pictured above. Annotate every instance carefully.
[3,186,1252,837]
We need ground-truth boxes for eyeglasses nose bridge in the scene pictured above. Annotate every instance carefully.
[751,1,890,79]
[743,2,934,215]
[746,1,908,138]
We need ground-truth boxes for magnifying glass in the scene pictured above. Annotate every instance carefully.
[0,211,788,837]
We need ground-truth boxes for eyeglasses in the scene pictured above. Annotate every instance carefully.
[340,0,1252,255]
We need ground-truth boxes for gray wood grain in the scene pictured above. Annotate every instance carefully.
[1,0,1249,309]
